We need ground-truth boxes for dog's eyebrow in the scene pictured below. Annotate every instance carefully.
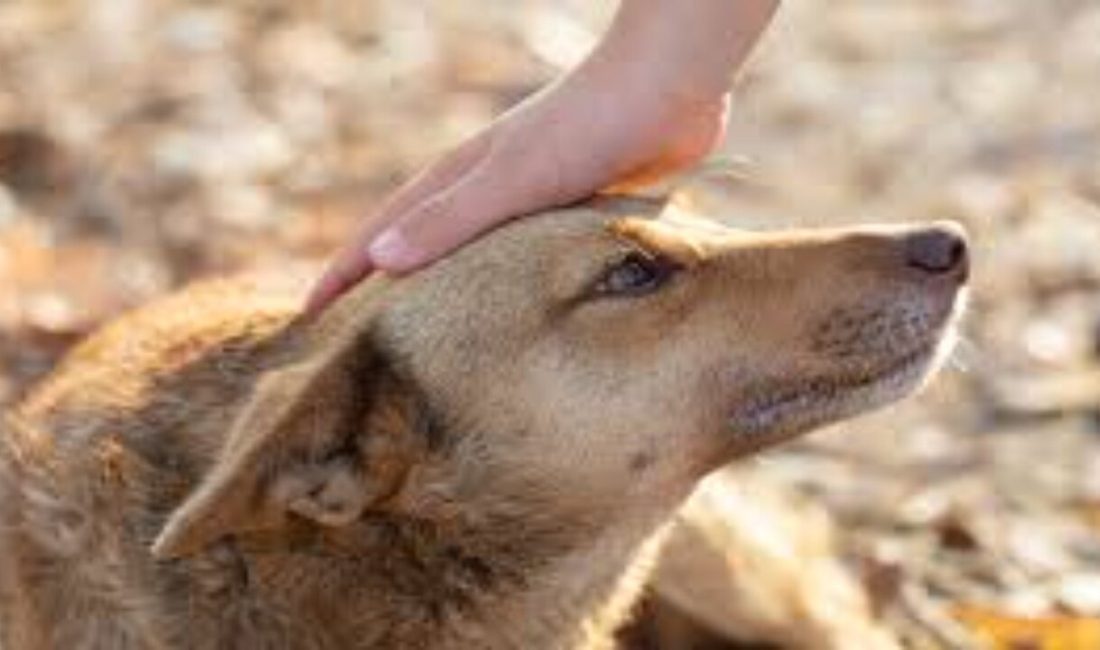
[606,218,706,268]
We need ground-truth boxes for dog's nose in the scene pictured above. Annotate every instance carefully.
[904,224,969,279]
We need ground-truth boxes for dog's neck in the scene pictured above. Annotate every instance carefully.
[178,482,668,650]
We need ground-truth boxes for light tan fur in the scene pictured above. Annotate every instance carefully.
[641,467,901,649]
[0,196,966,649]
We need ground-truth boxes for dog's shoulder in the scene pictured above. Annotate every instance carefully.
[3,266,314,519]
[0,265,338,648]
[20,268,311,416]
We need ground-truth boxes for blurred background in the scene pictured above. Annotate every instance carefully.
[0,1,1098,647]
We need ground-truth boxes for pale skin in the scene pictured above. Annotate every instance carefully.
[306,0,781,313]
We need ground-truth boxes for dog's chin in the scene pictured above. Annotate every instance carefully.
[727,328,958,452]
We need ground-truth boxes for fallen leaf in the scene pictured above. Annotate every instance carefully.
[952,605,1100,650]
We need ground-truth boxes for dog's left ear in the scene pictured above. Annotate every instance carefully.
[151,333,422,559]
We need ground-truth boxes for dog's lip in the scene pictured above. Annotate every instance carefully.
[724,282,968,445]
[729,340,939,437]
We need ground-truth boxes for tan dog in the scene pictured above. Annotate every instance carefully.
[0,196,967,649]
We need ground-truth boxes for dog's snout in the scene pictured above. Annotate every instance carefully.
[903,224,968,280]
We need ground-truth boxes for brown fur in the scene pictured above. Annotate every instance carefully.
[0,197,967,649]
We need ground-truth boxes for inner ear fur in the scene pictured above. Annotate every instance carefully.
[152,330,422,559]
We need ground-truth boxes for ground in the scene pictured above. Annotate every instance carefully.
[1,1,1098,648]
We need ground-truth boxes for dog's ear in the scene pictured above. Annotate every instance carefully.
[152,333,422,559]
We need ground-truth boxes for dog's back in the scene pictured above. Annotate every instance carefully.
[0,274,307,648]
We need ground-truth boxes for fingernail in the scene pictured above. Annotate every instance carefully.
[368,228,414,268]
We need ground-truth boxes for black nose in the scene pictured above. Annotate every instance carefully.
[904,225,968,277]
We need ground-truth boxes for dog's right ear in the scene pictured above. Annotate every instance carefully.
[152,330,422,560]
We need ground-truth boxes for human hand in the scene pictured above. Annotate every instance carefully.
[306,0,779,314]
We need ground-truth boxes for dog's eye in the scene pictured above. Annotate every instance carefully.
[595,252,679,297]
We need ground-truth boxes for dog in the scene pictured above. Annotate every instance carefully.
[0,195,967,649]
[627,467,902,649]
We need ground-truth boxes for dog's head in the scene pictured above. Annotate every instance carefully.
[153,197,968,557]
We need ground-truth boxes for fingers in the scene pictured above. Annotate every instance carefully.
[369,131,495,229]
[302,242,374,316]
[367,155,548,271]
[303,132,495,315]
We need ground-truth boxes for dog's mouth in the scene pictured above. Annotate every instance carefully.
[728,329,956,447]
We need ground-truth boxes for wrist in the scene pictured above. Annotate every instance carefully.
[593,0,779,101]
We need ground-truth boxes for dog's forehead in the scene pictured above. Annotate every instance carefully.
[320,197,737,341]
[498,197,666,241]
